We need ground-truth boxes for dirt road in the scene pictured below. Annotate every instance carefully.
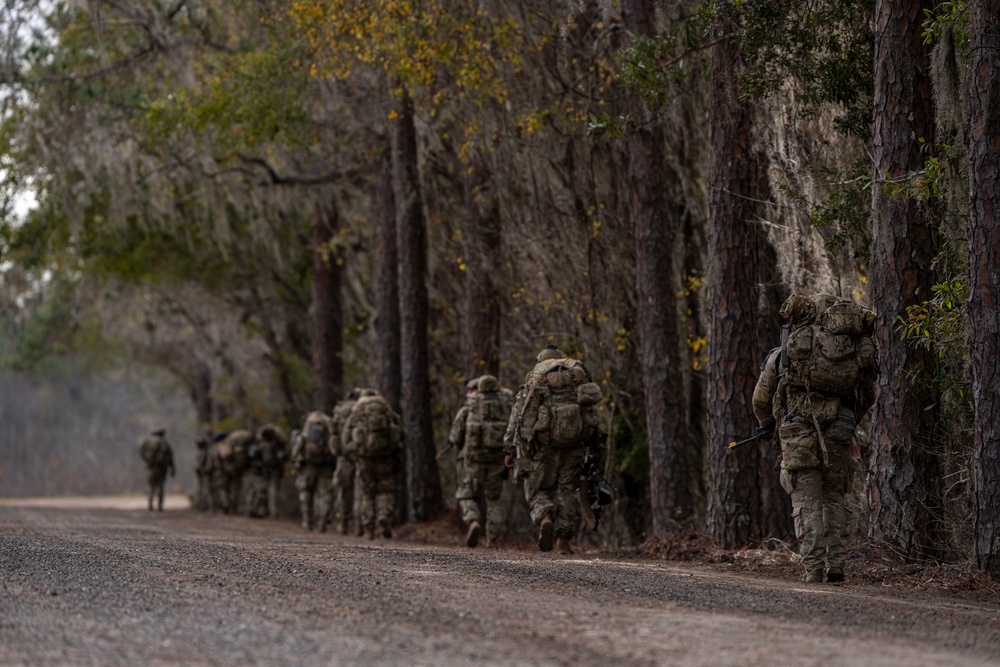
[1,498,998,666]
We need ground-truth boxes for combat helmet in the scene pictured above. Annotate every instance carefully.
[477,374,500,393]
[536,343,564,363]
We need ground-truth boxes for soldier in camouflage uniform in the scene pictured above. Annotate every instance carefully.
[244,424,288,518]
[504,344,605,555]
[138,429,175,512]
[753,294,877,584]
[194,434,212,512]
[331,389,361,535]
[449,375,512,548]
[217,429,253,515]
[291,411,337,531]
[345,389,403,540]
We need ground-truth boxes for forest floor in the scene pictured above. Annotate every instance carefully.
[1,496,998,667]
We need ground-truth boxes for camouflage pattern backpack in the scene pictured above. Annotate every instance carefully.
[780,294,877,399]
[516,357,603,449]
[464,375,510,455]
[299,412,334,465]
[329,398,357,457]
[218,429,253,474]
[351,394,401,458]
[139,435,172,467]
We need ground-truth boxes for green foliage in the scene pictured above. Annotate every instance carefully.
[898,267,970,404]
[922,1,969,50]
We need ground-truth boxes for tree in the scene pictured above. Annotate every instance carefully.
[967,0,1000,573]
[868,0,945,560]
[705,2,790,548]
[621,0,694,531]
[312,199,344,411]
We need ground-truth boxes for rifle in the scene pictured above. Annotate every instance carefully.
[436,441,454,460]
[579,453,615,531]
[727,425,775,449]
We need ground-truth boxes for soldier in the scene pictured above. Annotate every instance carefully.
[345,389,403,540]
[244,424,288,518]
[753,293,877,583]
[216,429,253,515]
[331,389,361,535]
[291,411,336,531]
[449,375,512,548]
[504,344,605,554]
[194,433,212,511]
[138,429,175,512]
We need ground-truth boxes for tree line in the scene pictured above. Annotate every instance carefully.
[0,0,998,573]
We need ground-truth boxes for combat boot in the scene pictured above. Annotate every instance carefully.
[465,521,482,548]
[537,514,555,552]
[804,569,824,583]
[826,567,845,583]
[555,535,573,555]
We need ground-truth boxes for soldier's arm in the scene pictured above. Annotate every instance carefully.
[447,406,469,449]
[752,349,781,430]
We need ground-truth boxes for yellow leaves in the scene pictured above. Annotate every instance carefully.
[456,256,467,271]
[388,109,399,120]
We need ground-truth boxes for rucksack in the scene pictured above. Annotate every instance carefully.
[519,357,602,448]
[465,375,509,452]
[352,395,401,457]
[300,412,333,465]
[780,294,876,399]
[219,429,253,473]
[139,436,171,467]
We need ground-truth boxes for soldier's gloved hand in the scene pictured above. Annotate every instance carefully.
[504,453,515,469]
[756,425,775,443]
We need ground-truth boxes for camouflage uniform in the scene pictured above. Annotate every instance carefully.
[346,390,403,539]
[753,294,877,583]
[194,435,212,511]
[217,430,253,515]
[244,424,288,518]
[450,375,512,547]
[505,345,604,554]
[138,430,175,512]
[331,392,360,535]
[292,411,336,531]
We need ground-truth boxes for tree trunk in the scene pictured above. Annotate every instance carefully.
[968,0,1000,574]
[462,145,501,379]
[868,0,944,560]
[189,363,213,427]
[312,199,344,412]
[391,87,443,522]
[374,150,402,413]
[621,0,693,532]
[705,5,791,548]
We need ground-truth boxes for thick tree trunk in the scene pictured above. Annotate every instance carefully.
[622,0,693,532]
[391,88,443,522]
[462,146,501,379]
[968,0,1000,574]
[312,199,344,412]
[868,0,944,560]
[374,150,403,413]
[705,6,791,548]
[188,363,213,427]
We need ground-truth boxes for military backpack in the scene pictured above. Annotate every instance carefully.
[465,375,509,454]
[517,357,602,448]
[352,395,401,457]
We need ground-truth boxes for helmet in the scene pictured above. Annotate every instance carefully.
[477,375,500,392]
[536,343,564,363]
[465,377,480,392]
[779,294,816,325]
[360,388,378,397]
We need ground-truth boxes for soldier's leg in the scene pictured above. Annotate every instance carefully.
[374,457,397,538]
[357,459,378,538]
[156,471,165,511]
[523,448,557,525]
[146,469,156,510]
[267,470,281,519]
[456,461,483,526]
[483,461,507,543]
[315,466,335,532]
[295,468,316,529]
[333,459,355,533]
[553,446,587,541]
[822,444,853,575]
[789,468,825,574]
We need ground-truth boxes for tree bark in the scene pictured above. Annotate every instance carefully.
[705,5,791,548]
[462,145,501,379]
[621,0,693,532]
[311,198,344,412]
[968,0,1000,574]
[391,87,443,522]
[374,150,402,413]
[868,0,944,560]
